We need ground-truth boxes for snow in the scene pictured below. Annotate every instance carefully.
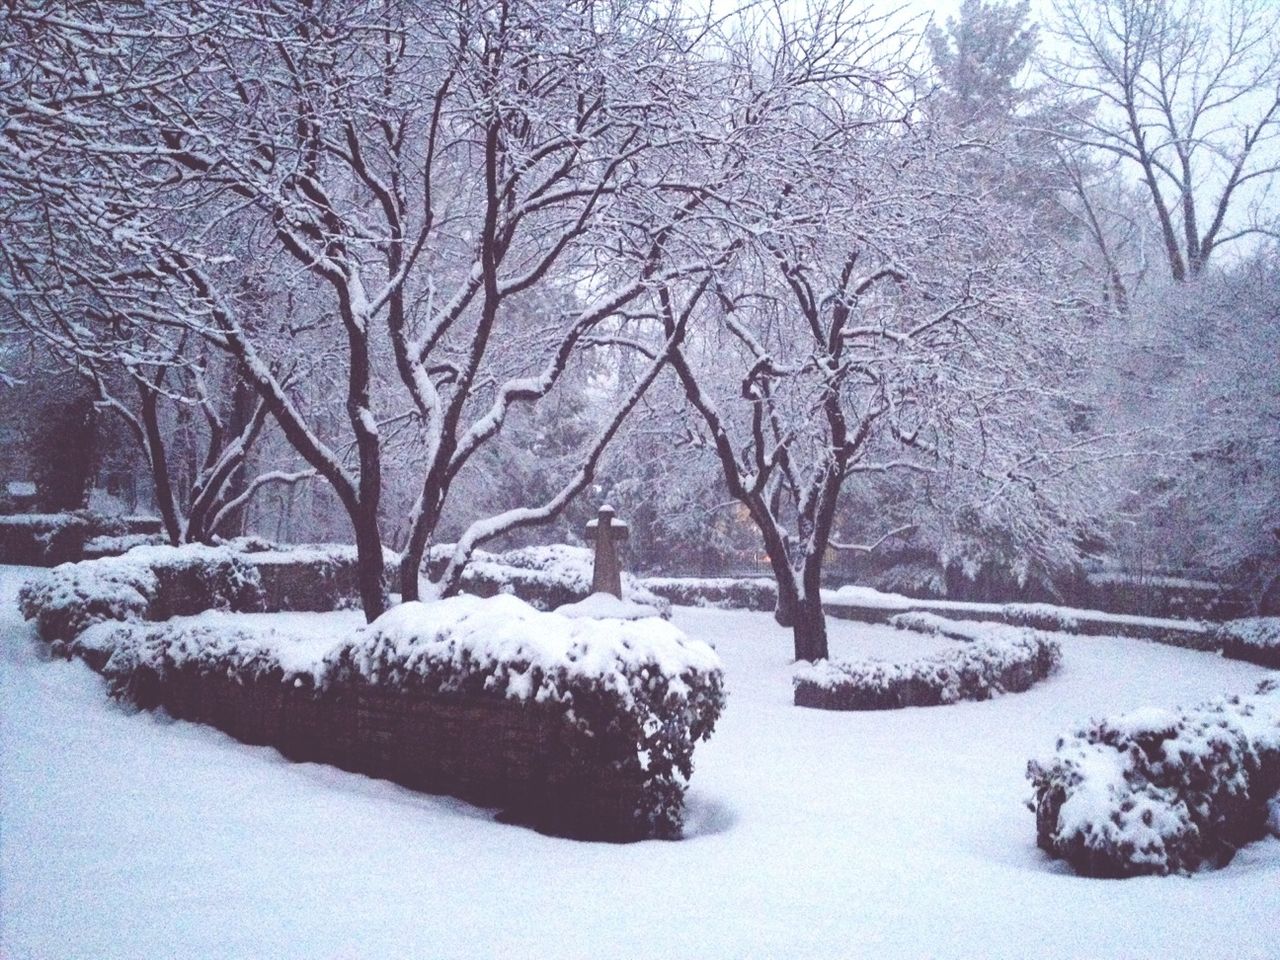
[2,569,1279,959]
[79,609,364,680]
[349,596,716,704]
[555,592,661,620]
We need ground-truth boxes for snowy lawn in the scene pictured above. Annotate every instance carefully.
[2,567,1278,960]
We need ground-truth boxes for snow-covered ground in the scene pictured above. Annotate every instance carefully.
[2,566,1278,960]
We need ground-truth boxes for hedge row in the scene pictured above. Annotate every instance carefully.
[18,542,378,642]
[62,595,725,841]
[430,544,670,616]
[0,511,163,566]
[1217,617,1280,669]
[792,616,1062,710]
[1028,680,1280,877]
[639,577,778,612]
[823,591,1215,651]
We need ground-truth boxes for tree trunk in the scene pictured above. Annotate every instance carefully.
[791,589,829,663]
[774,570,798,627]
[351,505,388,623]
[139,385,182,545]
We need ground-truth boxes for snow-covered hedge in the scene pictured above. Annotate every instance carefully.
[65,595,725,841]
[1217,618,1280,669]
[793,616,1061,710]
[0,511,162,565]
[331,596,722,837]
[824,586,1215,651]
[1027,680,1280,877]
[82,532,166,558]
[430,544,670,616]
[18,542,379,642]
[640,576,777,612]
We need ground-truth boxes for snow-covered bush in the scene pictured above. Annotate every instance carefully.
[63,596,725,841]
[793,618,1061,710]
[19,544,265,641]
[640,576,777,612]
[1002,603,1082,632]
[0,511,162,565]
[1217,618,1280,669]
[17,542,380,641]
[1027,680,1280,877]
[82,533,167,558]
[329,596,723,838]
[430,544,670,616]
[75,615,331,692]
[18,558,158,642]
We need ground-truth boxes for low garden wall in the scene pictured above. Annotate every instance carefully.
[20,544,724,841]
[793,614,1062,710]
[1027,680,1280,877]
[0,512,163,566]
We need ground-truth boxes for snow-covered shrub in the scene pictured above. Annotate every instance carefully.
[75,616,330,694]
[18,542,394,642]
[1027,680,1280,877]
[63,596,725,841]
[134,545,265,620]
[328,596,723,838]
[247,543,393,612]
[0,511,162,565]
[430,544,670,616]
[18,558,158,642]
[82,532,167,558]
[793,619,1061,710]
[640,576,777,612]
[1217,618,1280,669]
[1002,603,1082,632]
[19,544,270,641]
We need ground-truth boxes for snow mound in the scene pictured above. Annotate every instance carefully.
[1028,679,1280,877]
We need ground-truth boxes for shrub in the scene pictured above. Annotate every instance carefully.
[64,595,725,841]
[429,544,671,616]
[19,558,158,643]
[330,596,722,837]
[1027,680,1280,877]
[1217,617,1280,669]
[793,618,1061,710]
[0,511,163,565]
[19,544,269,641]
[1002,603,1082,632]
[639,577,777,612]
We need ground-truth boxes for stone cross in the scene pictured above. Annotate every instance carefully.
[585,504,629,598]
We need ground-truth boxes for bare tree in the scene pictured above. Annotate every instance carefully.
[654,4,1096,662]
[1044,0,1280,281]
[1,0,722,617]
